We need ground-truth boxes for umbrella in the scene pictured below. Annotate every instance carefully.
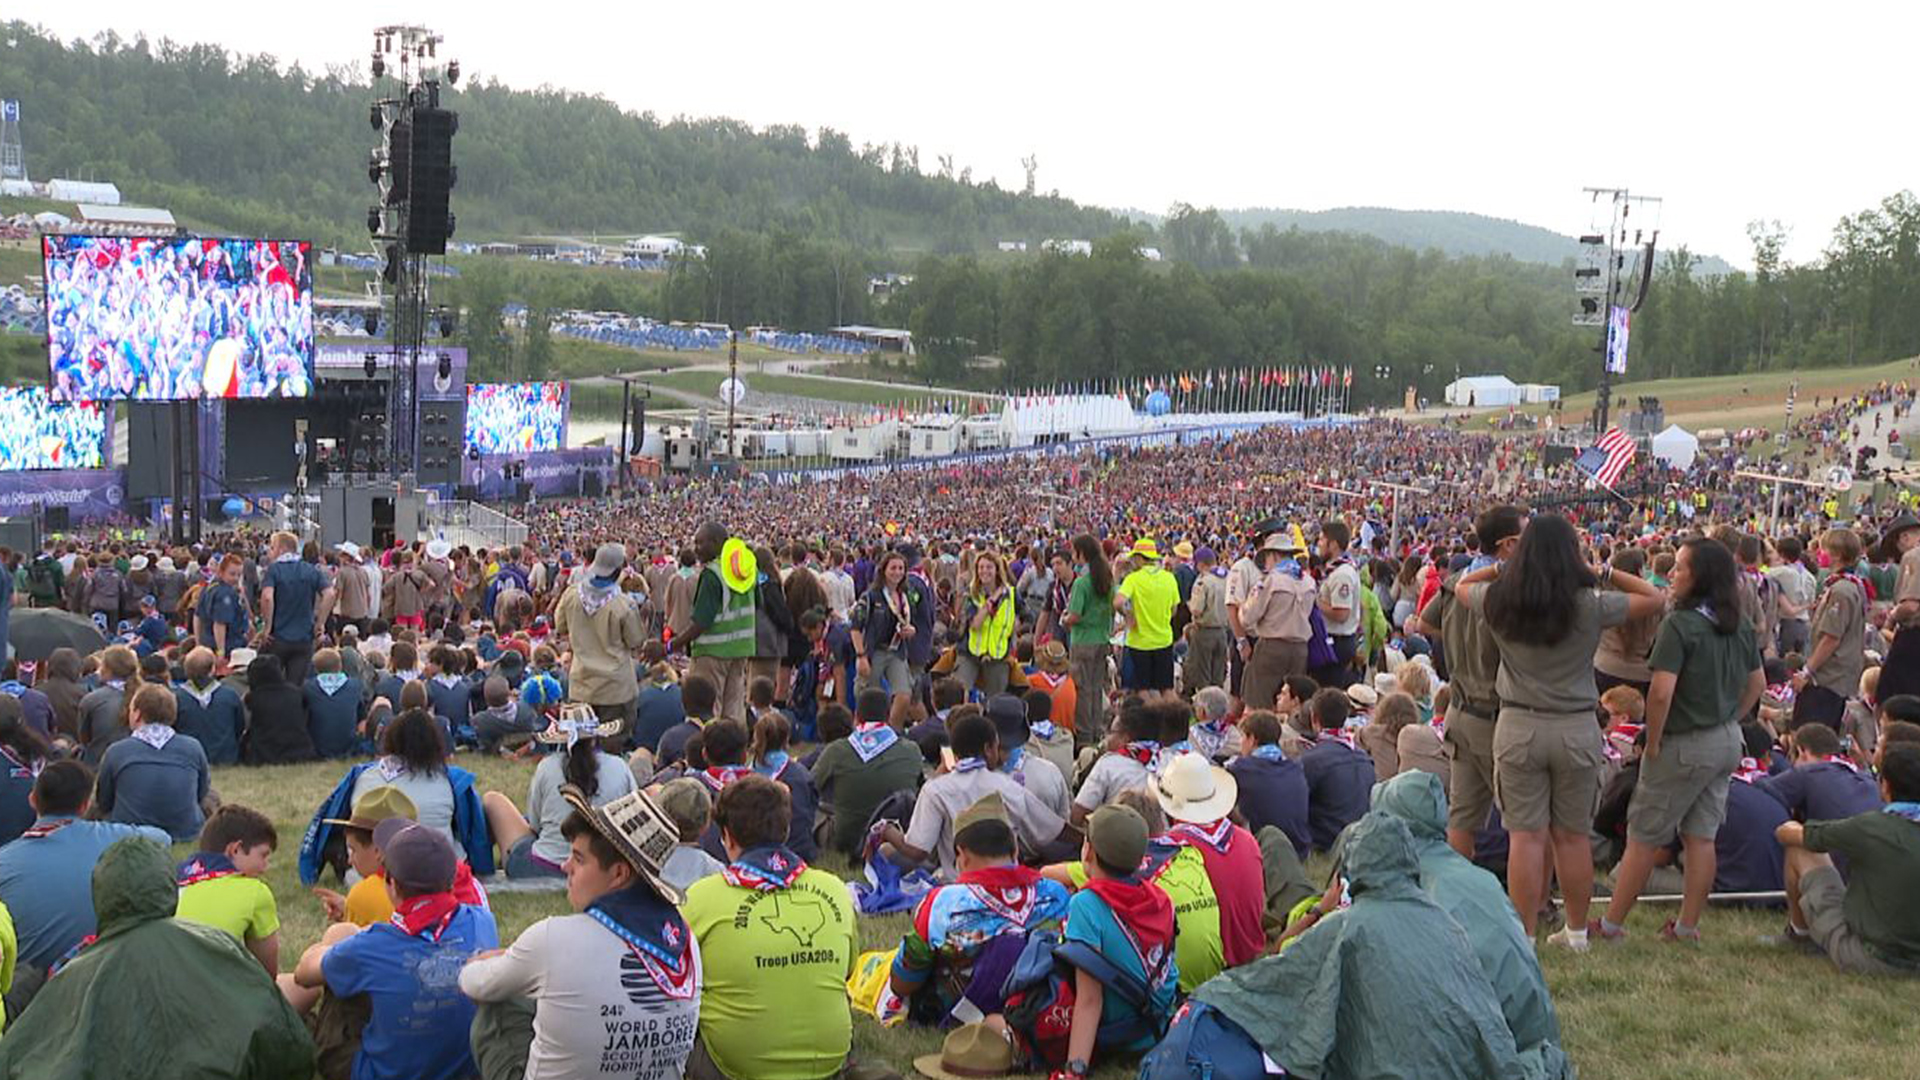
[10,608,108,662]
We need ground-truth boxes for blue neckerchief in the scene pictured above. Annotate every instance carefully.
[315,672,351,695]
[176,852,240,886]
[1692,602,1718,625]
[586,882,692,973]
[1468,554,1497,572]
[1197,718,1233,736]
[1001,746,1025,773]
[1251,744,1286,762]
[721,844,808,891]
[1885,802,1920,823]
[754,749,791,777]
[1030,719,1055,740]
[1274,558,1303,579]
[0,681,24,698]
[953,756,988,773]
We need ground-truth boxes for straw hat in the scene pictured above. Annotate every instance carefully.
[536,702,624,746]
[1150,751,1239,824]
[561,784,686,905]
[1036,639,1070,675]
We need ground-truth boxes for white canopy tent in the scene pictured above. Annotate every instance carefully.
[1650,424,1700,470]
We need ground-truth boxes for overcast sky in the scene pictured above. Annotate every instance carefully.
[16,1,1916,267]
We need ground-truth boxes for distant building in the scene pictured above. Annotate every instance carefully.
[829,325,915,355]
[1042,239,1093,256]
[75,204,177,234]
[1138,246,1163,262]
[1443,375,1522,408]
[997,240,1028,253]
[46,178,120,205]
[623,235,705,259]
[867,273,913,298]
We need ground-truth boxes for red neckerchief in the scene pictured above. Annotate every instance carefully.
[1822,754,1862,775]
[1827,570,1873,604]
[452,861,488,909]
[1732,757,1770,784]
[1318,729,1358,751]
[957,864,1043,925]
[700,764,752,791]
[0,745,38,781]
[390,891,462,941]
[21,817,75,840]
[1083,876,1175,968]
[1118,740,1161,767]
[1163,817,1234,856]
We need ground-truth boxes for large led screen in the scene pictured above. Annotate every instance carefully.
[43,236,314,401]
[0,386,108,470]
[464,382,569,455]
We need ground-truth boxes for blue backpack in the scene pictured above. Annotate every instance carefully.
[1137,999,1274,1080]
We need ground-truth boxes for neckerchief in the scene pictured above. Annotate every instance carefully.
[1030,719,1056,740]
[1467,553,1497,573]
[754,750,791,777]
[105,678,126,692]
[850,721,899,762]
[720,844,808,891]
[130,724,176,751]
[376,755,410,783]
[274,552,301,564]
[21,816,76,839]
[1827,570,1872,604]
[1822,754,1862,775]
[1883,802,1920,823]
[952,756,988,773]
[1251,744,1286,762]
[390,891,462,941]
[176,852,241,886]
[431,673,463,689]
[1001,746,1026,776]
[181,678,219,707]
[1691,603,1719,626]
[0,745,38,780]
[586,883,697,1001]
[1119,740,1161,767]
[1732,757,1771,784]
[1164,817,1234,856]
[0,681,25,698]
[957,864,1044,926]
[701,764,753,791]
[390,669,421,684]
[883,584,912,647]
[315,672,351,695]
[577,577,618,616]
[1082,876,1175,976]
[1196,717,1233,739]
[1318,729,1357,751]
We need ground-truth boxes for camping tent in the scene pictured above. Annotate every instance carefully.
[1650,424,1699,471]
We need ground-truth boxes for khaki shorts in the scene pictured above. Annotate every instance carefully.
[1444,702,1498,833]
[1626,722,1741,845]
[1492,708,1605,835]
[1802,865,1917,976]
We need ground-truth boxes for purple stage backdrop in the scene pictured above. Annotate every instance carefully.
[0,468,127,521]
[463,447,615,500]
[316,345,469,402]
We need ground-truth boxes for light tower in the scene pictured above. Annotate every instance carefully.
[1575,188,1660,434]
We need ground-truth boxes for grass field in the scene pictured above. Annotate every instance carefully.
[614,367,945,408]
[205,757,1918,1080]
[1501,356,1920,432]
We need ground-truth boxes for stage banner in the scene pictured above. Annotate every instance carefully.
[0,468,127,521]
[464,447,615,500]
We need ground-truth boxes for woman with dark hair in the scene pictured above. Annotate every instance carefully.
[40,647,87,743]
[1595,536,1766,943]
[849,550,931,727]
[482,706,638,879]
[241,653,316,765]
[0,696,52,845]
[1063,533,1116,746]
[1459,512,1664,948]
[298,705,496,884]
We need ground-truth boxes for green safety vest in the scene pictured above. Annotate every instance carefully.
[691,566,757,659]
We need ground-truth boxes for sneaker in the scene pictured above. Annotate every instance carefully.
[1544,926,1590,953]
[1658,920,1701,944]
[1758,925,1817,951]
[1588,919,1628,944]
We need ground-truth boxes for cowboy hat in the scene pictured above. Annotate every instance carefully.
[1259,532,1302,555]
[129,555,149,572]
[561,783,685,905]
[1127,537,1163,562]
[226,647,258,669]
[425,538,454,560]
[1036,639,1070,675]
[536,702,624,745]
[335,541,363,561]
[913,1023,1016,1079]
[1346,683,1380,709]
[1877,514,1920,562]
[1151,750,1239,825]
[322,786,420,832]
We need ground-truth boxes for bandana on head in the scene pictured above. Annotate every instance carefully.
[720,844,808,891]
[176,852,240,887]
[849,721,899,762]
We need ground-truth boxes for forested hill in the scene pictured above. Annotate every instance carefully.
[0,23,1131,250]
[1217,207,1736,275]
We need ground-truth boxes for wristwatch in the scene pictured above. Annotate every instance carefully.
[1065,1061,1091,1078]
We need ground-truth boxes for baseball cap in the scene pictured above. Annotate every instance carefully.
[1087,804,1149,874]
[372,818,458,893]
[984,693,1029,748]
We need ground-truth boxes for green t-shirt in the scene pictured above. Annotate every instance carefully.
[1065,575,1116,648]
[1065,844,1223,993]
[1117,565,1179,651]
[810,735,926,855]
[683,867,859,1080]
[175,874,280,943]
[1805,811,1920,968]
[1646,608,1761,735]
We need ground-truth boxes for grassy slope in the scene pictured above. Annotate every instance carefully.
[212,758,1912,1080]
[1506,356,1920,431]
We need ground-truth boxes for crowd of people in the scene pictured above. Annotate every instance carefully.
[0,406,1910,1078]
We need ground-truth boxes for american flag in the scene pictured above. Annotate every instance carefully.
[1576,426,1636,489]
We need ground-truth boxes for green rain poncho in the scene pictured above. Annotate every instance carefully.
[1195,813,1526,1080]
[1371,770,1572,1078]
[0,837,315,1080]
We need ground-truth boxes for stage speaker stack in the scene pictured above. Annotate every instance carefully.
[406,108,457,255]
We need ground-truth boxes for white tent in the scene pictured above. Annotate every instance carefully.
[1443,375,1520,408]
[1651,424,1699,470]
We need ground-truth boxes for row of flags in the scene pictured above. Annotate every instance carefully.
[1010,366,1357,411]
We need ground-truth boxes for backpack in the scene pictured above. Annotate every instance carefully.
[26,558,56,603]
[1306,605,1337,670]
[1138,999,1272,1080]
[998,927,1170,1070]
